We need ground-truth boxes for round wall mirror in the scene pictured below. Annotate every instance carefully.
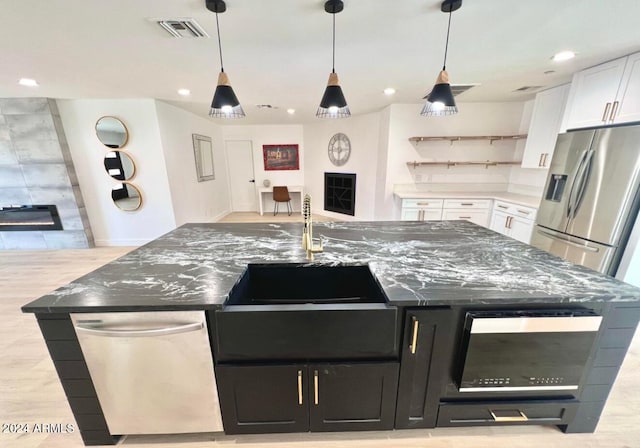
[96,116,128,148]
[104,151,136,180]
[111,182,142,211]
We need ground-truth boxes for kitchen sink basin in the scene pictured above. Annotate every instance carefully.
[213,264,399,361]
[225,263,388,305]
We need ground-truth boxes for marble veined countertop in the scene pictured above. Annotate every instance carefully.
[22,221,640,313]
[394,191,542,208]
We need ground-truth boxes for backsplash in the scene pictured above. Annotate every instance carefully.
[0,98,93,249]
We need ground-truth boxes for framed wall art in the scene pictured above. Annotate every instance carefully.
[263,144,299,171]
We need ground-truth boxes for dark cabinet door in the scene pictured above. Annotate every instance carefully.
[395,309,455,429]
[308,363,399,432]
[216,364,308,434]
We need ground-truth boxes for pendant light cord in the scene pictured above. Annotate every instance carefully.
[442,6,453,70]
[215,11,225,72]
[332,12,336,73]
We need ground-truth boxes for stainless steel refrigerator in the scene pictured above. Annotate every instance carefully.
[531,123,640,276]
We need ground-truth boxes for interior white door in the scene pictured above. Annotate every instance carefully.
[225,140,257,211]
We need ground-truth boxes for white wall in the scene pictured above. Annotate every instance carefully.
[304,112,381,221]
[57,99,176,246]
[377,102,527,220]
[223,125,304,212]
[155,101,230,226]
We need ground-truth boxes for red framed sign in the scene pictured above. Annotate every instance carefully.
[263,144,299,171]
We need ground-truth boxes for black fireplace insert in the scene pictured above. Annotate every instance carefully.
[0,205,63,231]
[324,172,356,216]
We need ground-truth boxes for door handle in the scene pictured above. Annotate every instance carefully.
[313,370,319,405]
[571,149,595,219]
[601,102,612,123]
[536,228,600,252]
[566,149,589,219]
[610,100,620,122]
[297,370,303,405]
[490,410,528,422]
[410,316,419,354]
[74,322,204,337]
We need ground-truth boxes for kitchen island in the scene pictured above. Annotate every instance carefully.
[22,221,640,445]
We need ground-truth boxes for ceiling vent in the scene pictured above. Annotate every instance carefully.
[154,19,209,38]
[450,84,478,97]
[514,85,543,93]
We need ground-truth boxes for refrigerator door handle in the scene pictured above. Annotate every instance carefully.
[571,149,595,219]
[566,149,590,219]
[536,228,600,253]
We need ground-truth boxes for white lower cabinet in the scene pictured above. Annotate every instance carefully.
[401,199,444,221]
[401,208,443,221]
[489,201,537,244]
[442,209,489,227]
[401,198,490,227]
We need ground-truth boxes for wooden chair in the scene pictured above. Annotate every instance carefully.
[273,186,292,216]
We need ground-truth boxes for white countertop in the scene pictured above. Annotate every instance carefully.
[394,191,542,208]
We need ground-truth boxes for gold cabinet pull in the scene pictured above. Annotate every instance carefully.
[410,316,419,354]
[497,205,508,209]
[516,209,530,215]
[313,370,319,405]
[460,202,473,206]
[419,209,424,221]
[541,153,549,167]
[297,370,303,405]
[610,100,620,122]
[602,102,612,122]
[459,216,471,219]
[416,202,430,206]
[538,153,545,167]
[490,410,529,422]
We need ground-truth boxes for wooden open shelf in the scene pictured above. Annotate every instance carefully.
[409,134,527,144]
[407,160,522,169]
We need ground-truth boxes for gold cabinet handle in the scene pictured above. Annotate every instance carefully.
[497,205,508,209]
[610,100,620,122]
[313,370,319,405]
[416,202,430,206]
[602,102,612,123]
[490,410,529,422]
[538,153,545,167]
[297,370,303,405]
[516,209,530,215]
[459,216,471,219]
[410,316,419,354]
[504,216,509,229]
[419,209,424,221]
[460,202,473,206]
[541,153,549,167]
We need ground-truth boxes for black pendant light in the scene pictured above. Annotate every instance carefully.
[206,0,245,118]
[421,0,462,117]
[316,0,350,118]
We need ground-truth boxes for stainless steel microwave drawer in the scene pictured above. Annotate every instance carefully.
[436,399,579,427]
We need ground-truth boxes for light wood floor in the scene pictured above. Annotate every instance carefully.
[1,220,639,447]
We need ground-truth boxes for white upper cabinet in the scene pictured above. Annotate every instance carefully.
[562,52,640,130]
[522,84,570,169]
[615,52,640,124]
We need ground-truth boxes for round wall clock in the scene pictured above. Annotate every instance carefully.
[328,133,351,166]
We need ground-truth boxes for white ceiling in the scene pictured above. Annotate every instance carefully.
[2,0,640,125]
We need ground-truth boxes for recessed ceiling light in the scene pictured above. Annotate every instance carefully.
[287,109,295,115]
[18,78,38,87]
[177,88,191,96]
[552,51,576,62]
[383,88,396,96]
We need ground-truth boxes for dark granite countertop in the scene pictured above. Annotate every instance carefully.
[21,221,640,313]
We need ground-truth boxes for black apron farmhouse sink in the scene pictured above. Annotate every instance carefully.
[212,264,399,361]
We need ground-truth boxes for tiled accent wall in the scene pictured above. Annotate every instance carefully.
[0,98,94,249]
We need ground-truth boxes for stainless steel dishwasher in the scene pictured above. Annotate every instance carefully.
[71,311,223,435]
